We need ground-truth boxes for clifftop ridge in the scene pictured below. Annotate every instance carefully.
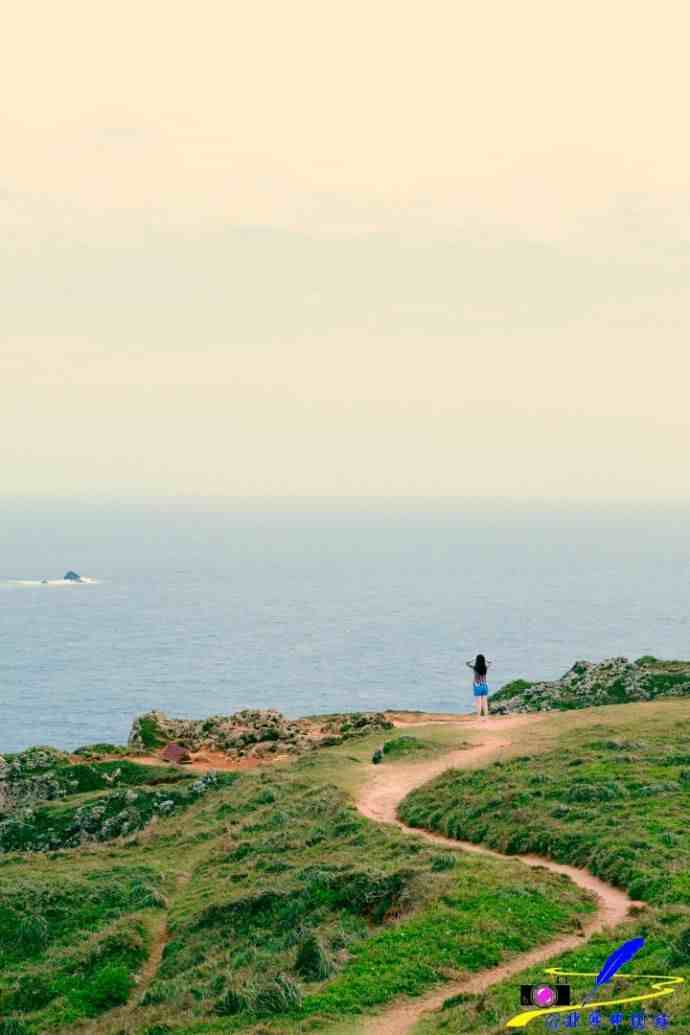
[491,655,690,713]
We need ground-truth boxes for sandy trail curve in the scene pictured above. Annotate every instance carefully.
[355,715,638,1035]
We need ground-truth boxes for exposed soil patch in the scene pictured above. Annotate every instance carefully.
[122,748,291,772]
[385,710,473,725]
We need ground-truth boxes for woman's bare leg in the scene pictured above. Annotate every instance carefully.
[475,696,482,718]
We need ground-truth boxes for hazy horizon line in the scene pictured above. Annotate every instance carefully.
[4,494,690,509]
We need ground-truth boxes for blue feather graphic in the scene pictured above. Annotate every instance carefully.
[595,937,645,986]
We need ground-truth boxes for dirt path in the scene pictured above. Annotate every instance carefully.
[71,872,192,1035]
[355,715,638,1035]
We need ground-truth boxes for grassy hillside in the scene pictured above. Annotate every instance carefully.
[398,701,690,1034]
[0,726,593,1035]
[400,709,690,904]
[5,700,689,1035]
[0,748,228,853]
[413,911,690,1035]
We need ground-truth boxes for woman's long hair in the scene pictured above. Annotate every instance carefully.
[474,653,487,677]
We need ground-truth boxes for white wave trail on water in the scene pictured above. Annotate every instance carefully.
[6,577,101,586]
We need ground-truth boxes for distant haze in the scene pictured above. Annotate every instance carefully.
[3,2,690,498]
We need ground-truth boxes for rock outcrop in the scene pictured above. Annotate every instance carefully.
[63,571,82,582]
[491,656,690,714]
[0,747,73,815]
[128,707,393,759]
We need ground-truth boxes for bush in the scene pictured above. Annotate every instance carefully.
[383,736,427,756]
[73,743,129,757]
[255,973,303,1015]
[83,963,135,1012]
[671,925,690,964]
[15,912,49,951]
[295,931,335,980]
[216,984,251,1015]
[307,868,412,923]
[497,679,534,694]
[566,782,623,802]
[253,789,276,805]
[430,853,457,871]
[137,716,166,749]
[8,972,56,1013]
[0,1021,31,1035]
[216,972,302,1017]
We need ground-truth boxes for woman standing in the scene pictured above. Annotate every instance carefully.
[466,654,491,719]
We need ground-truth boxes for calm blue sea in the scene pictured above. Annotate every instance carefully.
[2,499,689,754]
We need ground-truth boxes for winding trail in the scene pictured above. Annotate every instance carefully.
[354,715,639,1035]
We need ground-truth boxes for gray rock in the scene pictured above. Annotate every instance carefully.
[491,656,690,714]
[127,707,393,762]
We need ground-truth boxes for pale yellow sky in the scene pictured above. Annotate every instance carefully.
[3,1,690,497]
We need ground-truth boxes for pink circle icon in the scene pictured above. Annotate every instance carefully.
[534,985,557,1007]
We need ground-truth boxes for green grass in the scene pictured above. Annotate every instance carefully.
[394,703,690,1034]
[0,917,149,1027]
[399,714,690,905]
[1,749,191,807]
[140,774,592,1032]
[137,715,167,750]
[0,760,239,1032]
[53,759,189,792]
[413,907,690,1035]
[0,862,161,1033]
[72,743,132,759]
[9,703,688,1035]
[0,771,237,853]
[0,719,596,1034]
[296,868,591,1019]
[497,679,534,694]
[0,865,164,967]
[381,736,432,757]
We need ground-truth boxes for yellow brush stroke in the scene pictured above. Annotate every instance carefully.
[505,966,685,1028]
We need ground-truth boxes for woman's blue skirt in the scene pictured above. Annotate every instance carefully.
[473,681,489,697]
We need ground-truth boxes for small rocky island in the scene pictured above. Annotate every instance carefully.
[63,570,82,582]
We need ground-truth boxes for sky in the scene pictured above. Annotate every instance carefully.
[3,1,690,498]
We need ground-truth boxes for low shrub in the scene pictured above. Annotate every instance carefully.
[255,973,303,1014]
[671,925,690,965]
[430,853,457,871]
[73,743,130,758]
[0,866,162,966]
[295,931,336,980]
[0,1020,31,1035]
[82,963,135,1012]
[216,972,302,1016]
[382,736,428,757]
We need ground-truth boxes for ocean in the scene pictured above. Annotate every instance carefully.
[2,498,689,754]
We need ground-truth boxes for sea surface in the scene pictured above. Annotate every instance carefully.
[2,498,690,754]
